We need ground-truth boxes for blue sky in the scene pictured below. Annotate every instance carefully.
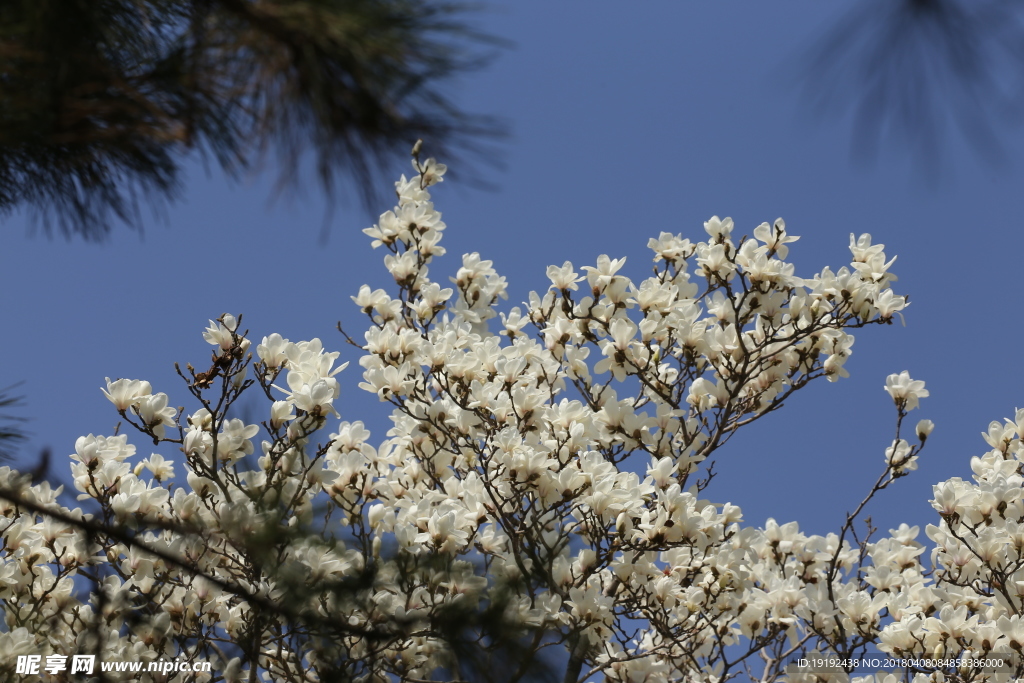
[3,0,1024,543]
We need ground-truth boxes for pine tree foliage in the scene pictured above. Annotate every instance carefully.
[0,0,500,239]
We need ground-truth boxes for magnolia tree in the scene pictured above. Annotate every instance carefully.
[3,150,1024,683]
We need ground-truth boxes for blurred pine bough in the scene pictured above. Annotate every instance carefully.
[0,0,502,239]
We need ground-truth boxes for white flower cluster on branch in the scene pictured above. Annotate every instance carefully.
[1,151,1020,683]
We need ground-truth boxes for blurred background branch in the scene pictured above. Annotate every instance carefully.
[0,384,27,461]
[799,0,1024,172]
[0,0,504,240]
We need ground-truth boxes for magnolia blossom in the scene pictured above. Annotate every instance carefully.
[885,370,930,411]
[137,453,175,481]
[4,156,1021,683]
[102,377,152,411]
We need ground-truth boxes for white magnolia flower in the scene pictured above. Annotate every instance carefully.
[134,392,177,438]
[137,453,175,481]
[752,218,799,259]
[101,377,152,411]
[547,261,584,291]
[884,371,929,411]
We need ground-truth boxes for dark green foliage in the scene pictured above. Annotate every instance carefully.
[800,0,1024,169]
[0,0,501,239]
[0,385,26,461]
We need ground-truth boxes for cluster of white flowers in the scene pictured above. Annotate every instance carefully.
[2,153,1021,683]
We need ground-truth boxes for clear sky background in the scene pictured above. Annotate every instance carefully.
[3,0,1023,543]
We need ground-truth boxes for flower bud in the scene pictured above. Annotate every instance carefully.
[916,419,935,441]
[368,504,386,528]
